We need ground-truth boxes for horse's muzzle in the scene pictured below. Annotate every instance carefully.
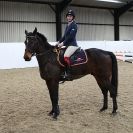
[24,51,32,61]
[24,57,31,61]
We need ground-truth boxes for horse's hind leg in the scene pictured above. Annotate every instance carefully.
[96,79,108,112]
[112,96,117,114]
[96,78,118,114]
[108,85,118,114]
[100,88,108,112]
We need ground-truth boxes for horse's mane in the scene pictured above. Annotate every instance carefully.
[36,32,54,49]
[36,32,57,63]
[37,32,47,43]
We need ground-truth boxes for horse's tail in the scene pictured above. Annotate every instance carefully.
[109,52,118,96]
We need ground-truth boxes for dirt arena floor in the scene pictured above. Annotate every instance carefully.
[0,61,133,133]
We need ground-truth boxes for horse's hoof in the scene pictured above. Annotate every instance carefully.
[100,107,108,112]
[48,110,54,116]
[52,113,58,120]
[48,113,52,116]
[112,110,117,115]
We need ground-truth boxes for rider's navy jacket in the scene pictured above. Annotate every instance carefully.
[59,21,78,46]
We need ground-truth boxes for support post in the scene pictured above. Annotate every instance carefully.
[113,1,133,41]
[114,9,119,41]
[55,0,72,41]
[56,5,62,41]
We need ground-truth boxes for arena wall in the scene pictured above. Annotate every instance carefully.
[0,41,133,69]
[0,1,56,42]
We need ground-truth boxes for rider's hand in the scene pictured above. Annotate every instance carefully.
[58,42,64,47]
[55,41,59,46]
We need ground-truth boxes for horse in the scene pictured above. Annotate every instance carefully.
[23,28,118,119]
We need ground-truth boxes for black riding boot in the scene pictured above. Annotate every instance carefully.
[65,65,72,81]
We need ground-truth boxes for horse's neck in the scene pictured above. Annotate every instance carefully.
[36,49,56,67]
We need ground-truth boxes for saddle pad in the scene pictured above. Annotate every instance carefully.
[70,49,88,66]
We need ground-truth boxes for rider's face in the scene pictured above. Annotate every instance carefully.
[66,15,73,22]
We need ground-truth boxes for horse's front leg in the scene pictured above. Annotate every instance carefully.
[46,79,60,119]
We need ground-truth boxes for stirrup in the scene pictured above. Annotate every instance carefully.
[64,71,73,81]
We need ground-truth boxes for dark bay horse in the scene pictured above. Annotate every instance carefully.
[24,28,118,119]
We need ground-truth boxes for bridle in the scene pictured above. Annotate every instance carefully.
[25,34,55,57]
[25,35,44,57]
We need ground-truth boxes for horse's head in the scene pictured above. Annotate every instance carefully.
[24,27,40,61]
[24,27,55,61]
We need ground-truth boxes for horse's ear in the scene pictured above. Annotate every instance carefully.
[33,27,37,34]
[25,30,28,35]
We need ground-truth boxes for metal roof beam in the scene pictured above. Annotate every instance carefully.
[70,4,114,10]
[113,1,133,41]
[118,1,133,16]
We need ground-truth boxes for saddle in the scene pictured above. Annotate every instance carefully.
[53,47,88,82]
[56,47,88,67]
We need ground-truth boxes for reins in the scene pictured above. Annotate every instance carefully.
[32,49,51,57]
[53,48,65,67]
[33,47,65,67]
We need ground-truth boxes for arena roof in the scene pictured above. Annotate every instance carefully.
[71,0,133,9]
[3,0,133,9]
[1,0,133,9]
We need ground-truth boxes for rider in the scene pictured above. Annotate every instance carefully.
[57,9,79,79]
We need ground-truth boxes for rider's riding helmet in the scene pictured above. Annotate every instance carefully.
[66,10,75,19]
